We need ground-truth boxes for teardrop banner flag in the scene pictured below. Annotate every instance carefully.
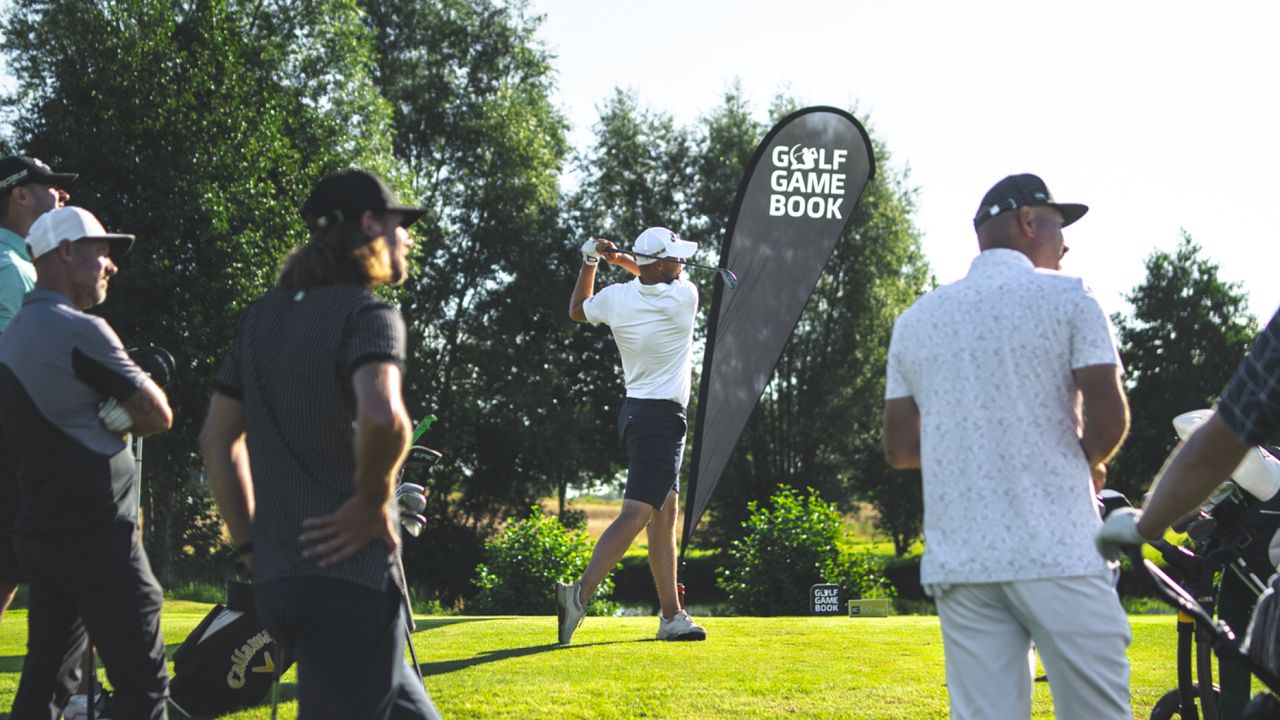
[681,107,875,557]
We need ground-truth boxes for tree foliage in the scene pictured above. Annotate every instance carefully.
[471,509,613,615]
[1,0,397,581]
[716,485,891,615]
[358,0,583,532]
[1,0,935,598]
[1109,233,1257,497]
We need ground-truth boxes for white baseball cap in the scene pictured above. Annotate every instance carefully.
[26,206,135,261]
[633,227,696,266]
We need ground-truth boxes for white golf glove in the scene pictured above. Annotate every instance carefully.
[97,397,133,433]
[1096,507,1151,561]
[397,482,427,537]
[581,238,602,265]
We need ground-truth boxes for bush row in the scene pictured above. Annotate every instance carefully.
[466,486,895,616]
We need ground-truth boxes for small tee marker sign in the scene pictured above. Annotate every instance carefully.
[809,584,843,615]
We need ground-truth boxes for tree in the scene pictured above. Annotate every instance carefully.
[1,0,398,580]
[1109,233,1257,498]
[358,0,591,602]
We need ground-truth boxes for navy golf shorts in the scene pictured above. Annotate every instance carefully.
[618,398,686,510]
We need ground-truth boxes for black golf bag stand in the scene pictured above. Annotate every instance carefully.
[1105,479,1280,720]
[1126,544,1280,719]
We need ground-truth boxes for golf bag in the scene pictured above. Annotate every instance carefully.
[168,580,293,718]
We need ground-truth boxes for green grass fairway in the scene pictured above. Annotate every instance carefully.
[0,608,1210,718]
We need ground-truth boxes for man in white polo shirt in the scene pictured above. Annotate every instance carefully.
[882,174,1132,719]
[557,227,707,644]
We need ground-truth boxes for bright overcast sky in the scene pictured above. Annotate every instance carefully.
[530,0,1280,322]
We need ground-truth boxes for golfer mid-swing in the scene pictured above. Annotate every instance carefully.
[558,227,707,644]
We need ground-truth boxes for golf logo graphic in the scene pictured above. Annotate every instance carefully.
[768,143,850,219]
[788,144,819,170]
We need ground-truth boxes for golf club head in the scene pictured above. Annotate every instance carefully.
[402,513,427,537]
[396,482,427,514]
[718,268,739,290]
[127,345,176,387]
[403,446,442,471]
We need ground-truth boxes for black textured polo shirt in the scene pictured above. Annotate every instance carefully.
[215,284,406,591]
[1219,308,1280,446]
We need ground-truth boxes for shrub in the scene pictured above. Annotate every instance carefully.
[830,539,896,601]
[470,509,614,615]
[558,508,587,531]
[716,485,893,615]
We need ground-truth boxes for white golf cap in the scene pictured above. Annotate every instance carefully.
[633,227,696,266]
[26,206,135,261]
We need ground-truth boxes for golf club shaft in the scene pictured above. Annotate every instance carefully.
[600,248,738,288]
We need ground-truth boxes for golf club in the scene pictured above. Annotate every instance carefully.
[601,248,739,289]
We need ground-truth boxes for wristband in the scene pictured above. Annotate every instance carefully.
[236,541,255,557]
[583,256,598,265]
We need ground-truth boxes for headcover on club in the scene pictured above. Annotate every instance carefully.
[128,345,176,387]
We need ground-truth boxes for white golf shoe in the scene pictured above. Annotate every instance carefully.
[556,581,587,645]
[657,609,707,641]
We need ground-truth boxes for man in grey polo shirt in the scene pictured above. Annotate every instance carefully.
[0,206,173,719]
[0,155,76,623]
[882,175,1132,719]
[200,170,440,719]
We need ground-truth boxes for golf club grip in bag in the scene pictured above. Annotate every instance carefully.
[168,581,293,718]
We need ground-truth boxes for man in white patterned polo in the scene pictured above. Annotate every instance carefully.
[882,174,1133,719]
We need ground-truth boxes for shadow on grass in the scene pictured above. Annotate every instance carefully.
[0,641,183,673]
[411,616,511,632]
[417,639,643,677]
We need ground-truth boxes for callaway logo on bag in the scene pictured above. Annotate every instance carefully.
[168,581,293,718]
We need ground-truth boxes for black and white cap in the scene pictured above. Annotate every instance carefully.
[0,156,78,195]
[973,173,1087,231]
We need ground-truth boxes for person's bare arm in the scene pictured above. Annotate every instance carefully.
[1075,364,1129,490]
[569,261,597,323]
[300,361,409,567]
[121,378,173,436]
[1137,412,1249,538]
[199,393,255,564]
[882,396,922,469]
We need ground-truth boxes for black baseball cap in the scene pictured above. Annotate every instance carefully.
[300,170,426,232]
[0,156,78,194]
[973,173,1087,231]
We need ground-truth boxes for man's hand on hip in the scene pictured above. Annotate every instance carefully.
[299,494,400,568]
